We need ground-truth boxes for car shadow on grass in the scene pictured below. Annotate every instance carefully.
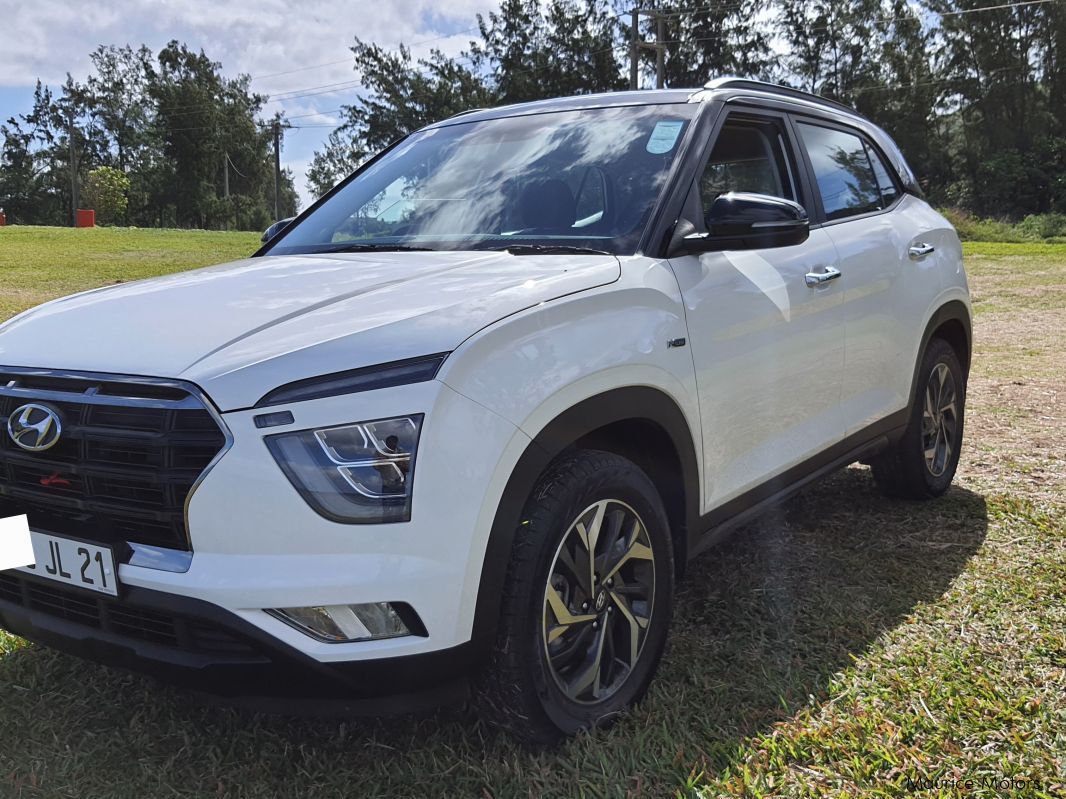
[0,466,988,799]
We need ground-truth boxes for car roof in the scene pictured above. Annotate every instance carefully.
[423,89,701,129]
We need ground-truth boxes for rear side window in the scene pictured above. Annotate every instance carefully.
[796,122,882,221]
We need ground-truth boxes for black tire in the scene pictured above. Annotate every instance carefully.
[476,450,675,744]
[871,337,966,499]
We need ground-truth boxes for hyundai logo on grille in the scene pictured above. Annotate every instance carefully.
[7,403,63,452]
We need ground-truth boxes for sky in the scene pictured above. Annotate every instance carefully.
[0,0,500,210]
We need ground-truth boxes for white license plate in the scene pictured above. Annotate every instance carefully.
[16,532,119,596]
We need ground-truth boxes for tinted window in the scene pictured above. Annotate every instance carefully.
[699,117,796,216]
[865,143,900,207]
[797,123,882,220]
[270,104,696,256]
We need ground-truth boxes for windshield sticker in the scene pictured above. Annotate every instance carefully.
[646,120,685,154]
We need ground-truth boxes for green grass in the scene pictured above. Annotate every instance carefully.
[1,226,1064,798]
[0,225,260,320]
[943,209,1066,244]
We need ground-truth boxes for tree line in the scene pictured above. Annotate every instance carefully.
[311,0,1066,221]
[3,0,1065,229]
[0,42,298,229]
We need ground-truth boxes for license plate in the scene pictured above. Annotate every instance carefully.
[16,532,119,596]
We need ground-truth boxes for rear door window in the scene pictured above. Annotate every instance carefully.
[796,122,882,221]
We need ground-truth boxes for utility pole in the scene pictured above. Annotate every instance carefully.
[630,9,639,91]
[272,119,282,221]
[629,9,667,90]
[67,107,79,226]
[656,14,665,90]
[222,152,231,231]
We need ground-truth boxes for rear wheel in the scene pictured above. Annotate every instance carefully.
[871,337,966,499]
[477,450,674,743]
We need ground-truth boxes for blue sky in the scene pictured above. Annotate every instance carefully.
[0,0,497,209]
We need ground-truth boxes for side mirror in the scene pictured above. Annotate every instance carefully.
[669,192,809,256]
[261,217,295,243]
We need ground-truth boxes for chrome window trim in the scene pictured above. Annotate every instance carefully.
[0,366,234,566]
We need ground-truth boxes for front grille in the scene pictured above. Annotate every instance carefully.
[0,573,257,656]
[0,369,228,551]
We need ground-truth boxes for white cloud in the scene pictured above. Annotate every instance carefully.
[0,0,494,92]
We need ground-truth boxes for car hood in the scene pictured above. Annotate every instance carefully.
[0,251,620,410]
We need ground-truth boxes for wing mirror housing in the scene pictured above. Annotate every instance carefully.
[668,192,809,256]
[261,217,295,243]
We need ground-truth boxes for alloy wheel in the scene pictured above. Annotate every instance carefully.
[541,499,656,705]
[922,362,958,477]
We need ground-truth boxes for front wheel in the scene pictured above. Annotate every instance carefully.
[476,450,675,743]
[871,337,966,499]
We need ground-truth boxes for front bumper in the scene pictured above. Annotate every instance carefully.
[0,376,532,711]
[0,569,475,714]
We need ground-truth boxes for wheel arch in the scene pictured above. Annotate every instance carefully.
[469,386,700,650]
[910,300,972,403]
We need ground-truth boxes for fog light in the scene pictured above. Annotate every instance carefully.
[268,602,413,643]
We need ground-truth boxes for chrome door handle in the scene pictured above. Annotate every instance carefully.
[909,243,935,259]
[804,265,842,286]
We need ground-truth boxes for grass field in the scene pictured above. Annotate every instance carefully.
[0,226,1063,798]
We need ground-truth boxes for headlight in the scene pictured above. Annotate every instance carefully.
[266,415,423,523]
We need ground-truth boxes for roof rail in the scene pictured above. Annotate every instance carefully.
[447,107,487,119]
[704,77,862,118]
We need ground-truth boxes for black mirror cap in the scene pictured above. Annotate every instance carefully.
[261,217,295,243]
[672,192,809,255]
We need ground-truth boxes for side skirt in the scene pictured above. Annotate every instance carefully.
[689,409,908,558]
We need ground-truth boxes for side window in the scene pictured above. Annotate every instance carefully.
[698,116,797,218]
[864,143,900,207]
[796,122,882,221]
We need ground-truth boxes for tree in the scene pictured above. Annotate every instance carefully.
[625,0,773,87]
[776,0,882,97]
[82,166,130,224]
[308,0,625,198]
[306,129,366,199]
[473,0,624,101]
[306,41,491,195]
[147,40,293,228]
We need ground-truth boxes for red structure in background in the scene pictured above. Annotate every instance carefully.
[76,209,95,227]
[0,209,6,226]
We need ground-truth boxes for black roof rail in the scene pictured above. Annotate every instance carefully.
[704,77,863,119]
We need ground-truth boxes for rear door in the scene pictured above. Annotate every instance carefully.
[668,109,846,510]
[793,119,940,434]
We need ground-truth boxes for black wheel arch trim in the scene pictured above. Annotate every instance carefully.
[911,300,972,399]
[469,386,700,649]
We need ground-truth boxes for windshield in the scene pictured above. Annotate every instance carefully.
[269,104,697,256]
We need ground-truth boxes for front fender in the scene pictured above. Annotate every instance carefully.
[437,258,703,647]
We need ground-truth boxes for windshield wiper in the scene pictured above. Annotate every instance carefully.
[319,243,436,253]
[493,244,612,256]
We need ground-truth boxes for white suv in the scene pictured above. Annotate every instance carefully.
[0,79,970,742]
